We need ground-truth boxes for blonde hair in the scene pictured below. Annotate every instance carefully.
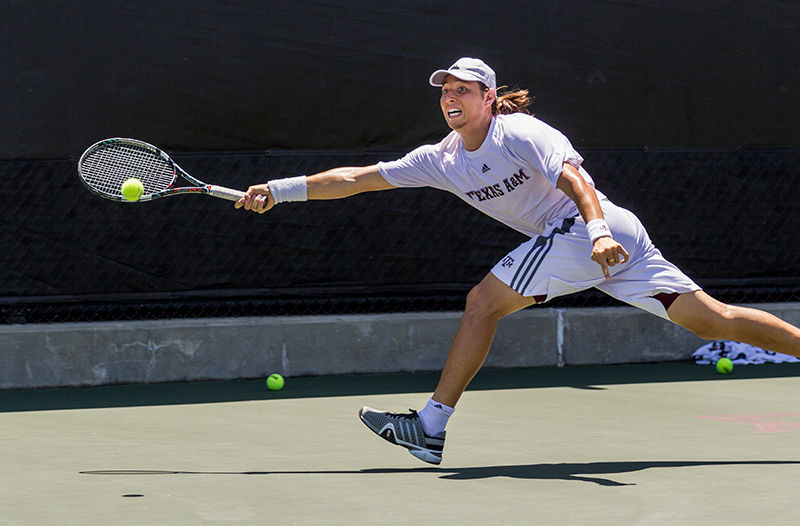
[491,85,533,116]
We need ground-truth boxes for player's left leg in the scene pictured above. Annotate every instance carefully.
[667,290,800,357]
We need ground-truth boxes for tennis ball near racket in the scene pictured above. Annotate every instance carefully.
[121,178,144,201]
[716,357,734,374]
[266,373,285,391]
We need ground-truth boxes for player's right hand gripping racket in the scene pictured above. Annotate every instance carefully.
[78,137,245,202]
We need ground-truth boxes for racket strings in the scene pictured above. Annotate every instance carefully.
[80,142,176,198]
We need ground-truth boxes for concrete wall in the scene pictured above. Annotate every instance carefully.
[2,304,799,389]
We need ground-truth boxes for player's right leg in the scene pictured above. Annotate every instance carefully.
[432,272,538,407]
[358,272,536,464]
[359,211,625,464]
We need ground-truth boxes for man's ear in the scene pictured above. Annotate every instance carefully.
[486,88,496,106]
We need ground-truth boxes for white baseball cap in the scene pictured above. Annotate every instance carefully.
[429,57,496,90]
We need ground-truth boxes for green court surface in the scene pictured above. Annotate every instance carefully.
[2,363,799,525]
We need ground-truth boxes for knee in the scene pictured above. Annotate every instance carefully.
[462,273,536,322]
[464,283,506,321]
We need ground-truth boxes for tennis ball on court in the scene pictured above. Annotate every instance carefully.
[716,357,734,374]
[121,178,144,201]
[266,373,285,391]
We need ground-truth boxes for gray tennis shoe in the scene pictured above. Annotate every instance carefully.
[358,406,446,465]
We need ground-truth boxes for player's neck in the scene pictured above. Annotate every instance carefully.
[458,115,493,151]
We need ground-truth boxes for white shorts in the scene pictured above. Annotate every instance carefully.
[490,201,700,320]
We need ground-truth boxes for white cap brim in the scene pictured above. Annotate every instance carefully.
[429,69,484,87]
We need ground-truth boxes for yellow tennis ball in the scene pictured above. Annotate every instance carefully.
[716,357,734,374]
[121,178,144,201]
[266,373,285,390]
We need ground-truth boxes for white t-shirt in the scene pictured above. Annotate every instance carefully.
[377,113,607,237]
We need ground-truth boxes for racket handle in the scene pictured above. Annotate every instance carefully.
[207,185,246,201]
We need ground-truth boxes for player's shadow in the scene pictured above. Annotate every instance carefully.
[366,460,800,486]
[81,460,800,487]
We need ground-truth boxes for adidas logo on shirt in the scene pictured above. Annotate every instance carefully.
[481,164,490,173]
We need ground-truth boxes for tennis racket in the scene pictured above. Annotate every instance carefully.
[78,137,245,202]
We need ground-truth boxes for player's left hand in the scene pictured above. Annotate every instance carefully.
[591,237,629,280]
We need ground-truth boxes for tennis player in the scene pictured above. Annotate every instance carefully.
[236,57,800,465]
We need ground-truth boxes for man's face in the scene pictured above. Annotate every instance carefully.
[439,76,493,131]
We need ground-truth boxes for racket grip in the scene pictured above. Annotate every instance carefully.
[208,185,246,201]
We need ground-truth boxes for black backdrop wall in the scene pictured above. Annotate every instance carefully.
[2,1,799,322]
[4,0,800,157]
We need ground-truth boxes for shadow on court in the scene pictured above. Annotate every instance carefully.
[3,362,800,413]
[81,460,800,487]
[5,362,800,413]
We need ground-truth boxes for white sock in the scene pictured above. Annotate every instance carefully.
[418,398,454,437]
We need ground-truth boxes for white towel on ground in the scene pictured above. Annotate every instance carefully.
[692,340,800,365]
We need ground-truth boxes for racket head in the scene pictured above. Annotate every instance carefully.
[78,138,179,202]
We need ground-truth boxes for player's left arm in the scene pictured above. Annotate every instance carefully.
[556,162,629,279]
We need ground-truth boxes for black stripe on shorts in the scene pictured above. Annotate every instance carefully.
[510,217,576,294]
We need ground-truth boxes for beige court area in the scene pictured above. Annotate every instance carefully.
[2,363,800,525]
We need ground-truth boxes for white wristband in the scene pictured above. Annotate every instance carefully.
[268,176,308,204]
[586,218,612,244]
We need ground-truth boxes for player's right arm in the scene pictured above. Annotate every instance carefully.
[307,165,396,199]
[235,165,395,213]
